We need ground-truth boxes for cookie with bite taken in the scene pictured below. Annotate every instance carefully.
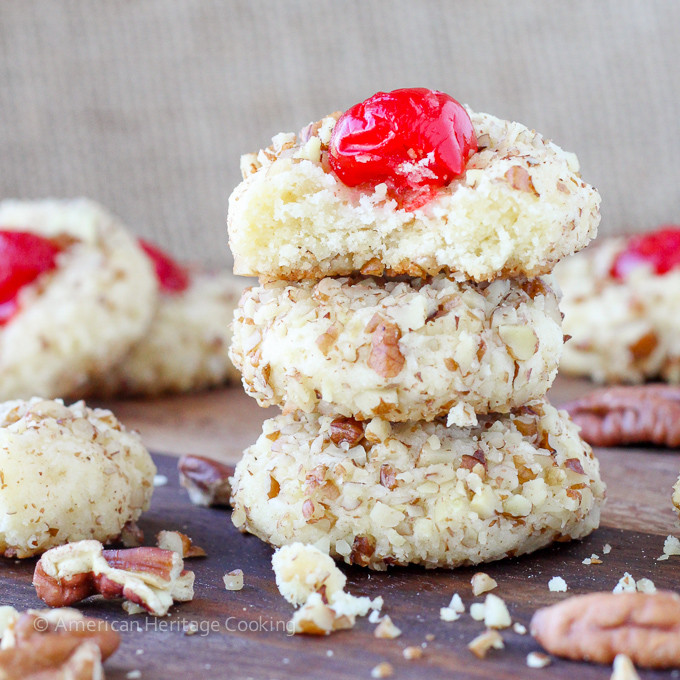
[228,88,600,283]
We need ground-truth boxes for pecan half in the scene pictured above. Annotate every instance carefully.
[562,384,680,447]
[531,591,680,668]
[178,454,234,507]
[0,608,119,680]
[367,315,405,379]
[33,540,194,616]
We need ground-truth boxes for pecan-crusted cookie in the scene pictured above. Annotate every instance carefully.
[228,109,600,283]
[230,400,605,569]
[557,237,680,383]
[90,271,246,397]
[0,398,156,558]
[0,199,156,400]
[231,275,563,423]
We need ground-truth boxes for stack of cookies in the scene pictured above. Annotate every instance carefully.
[228,88,606,569]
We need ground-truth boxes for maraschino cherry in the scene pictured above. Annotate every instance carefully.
[139,239,190,293]
[610,226,680,280]
[0,231,61,325]
[329,88,477,209]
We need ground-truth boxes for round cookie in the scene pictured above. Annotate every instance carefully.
[556,238,680,383]
[228,108,600,283]
[0,199,156,400]
[0,398,156,558]
[91,271,246,397]
[231,275,563,424]
[231,401,605,570]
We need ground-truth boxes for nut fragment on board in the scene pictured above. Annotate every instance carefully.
[531,591,680,668]
[471,572,497,596]
[0,608,119,680]
[178,454,233,506]
[611,654,641,680]
[156,530,206,558]
[223,569,244,591]
[272,543,381,635]
[563,384,680,448]
[657,535,680,560]
[33,540,195,616]
[468,629,504,659]
[374,615,402,639]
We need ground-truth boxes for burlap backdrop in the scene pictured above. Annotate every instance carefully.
[1,1,678,267]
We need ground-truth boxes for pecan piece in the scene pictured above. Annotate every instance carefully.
[349,536,376,567]
[367,315,405,379]
[629,331,658,361]
[156,530,206,558]
[505,166,538,195]
[330,416,364,446]
[562,384,680,447]
[33,540,194,616]
[531,591,680,668]
[178,454,234,507]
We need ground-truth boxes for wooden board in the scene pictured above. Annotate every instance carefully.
[2,376,680,679]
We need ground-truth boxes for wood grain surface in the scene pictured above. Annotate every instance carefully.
[3,375,679,679]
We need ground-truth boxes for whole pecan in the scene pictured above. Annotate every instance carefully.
[178,454,234,507]
[562,384,680,448]
[531,591,680,668]
[0,608,119,680]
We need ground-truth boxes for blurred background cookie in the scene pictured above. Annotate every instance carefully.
[556,227,680,383]
[89,244,247,397]
[0,199,157,401]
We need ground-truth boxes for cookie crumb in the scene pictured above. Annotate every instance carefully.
[603,543,612,555]
[613,572,636,593]
[513,622,527,635]
[582,553,602,565]
[635,578,656,594]
[471,572,497,596]
[548,576,567,592]
[468,629,504,659]
[374,615,402,639]
[611,653,640,680]
[403,646,423,660]
[526,651,551,668]
[440,593,465,621]
[657,535,680,561]
[223,569,244,591]
[371,661,394,678]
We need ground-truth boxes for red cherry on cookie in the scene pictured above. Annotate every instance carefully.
[329,88,477,209]
[0,231,61,325]
[139,239,190,293]
[610,226,680,279]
